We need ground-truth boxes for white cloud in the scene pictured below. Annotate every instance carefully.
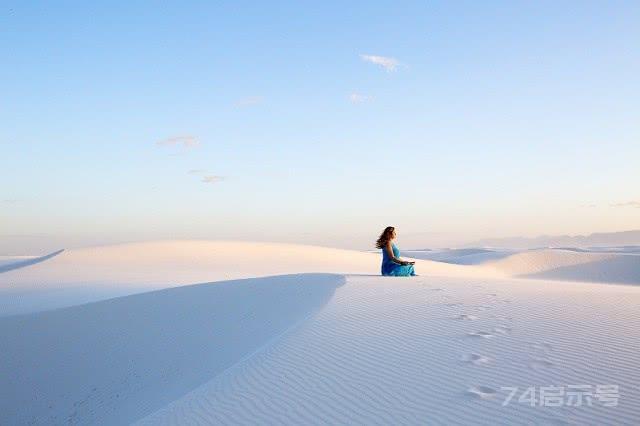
[201,175,225,184]
[610,200,640,208]
[187,170,224,184]
[235,96,264,107]
[156,136,199,149]
[360,54,400,72]
[349,93,373,104]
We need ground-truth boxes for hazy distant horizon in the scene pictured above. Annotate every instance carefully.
[3,229,640,256]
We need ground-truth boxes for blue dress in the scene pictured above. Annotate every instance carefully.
[381,243,416,276]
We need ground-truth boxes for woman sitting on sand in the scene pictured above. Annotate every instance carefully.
[376,226,416,276]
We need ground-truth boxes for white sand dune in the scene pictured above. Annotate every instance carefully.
[1,274,344,425]
[403,247,640,285]
[560,246,640,254]
[0,241,477,316]
[137,275,640,426]
[2,241,640,425]
[486,249,640,285]
[402,248,515,265]
[0,256,35,268]
[0,250,64,273]
[4,272,640,425]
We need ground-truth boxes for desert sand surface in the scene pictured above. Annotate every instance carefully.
[402,248,516,265]
[0,241,476,316]
[403,247,640,285]
[2,241,639,425]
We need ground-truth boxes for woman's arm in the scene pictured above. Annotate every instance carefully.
[385,242,407,265]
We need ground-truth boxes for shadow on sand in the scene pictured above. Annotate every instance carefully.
[0,273,345,425]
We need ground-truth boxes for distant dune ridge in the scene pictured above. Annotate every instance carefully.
[2,240,640,424]
[401,247,640,285]
[464,229,640,249]
[487,249,640,284]
[401,248,516,265]
[0,249,64,273]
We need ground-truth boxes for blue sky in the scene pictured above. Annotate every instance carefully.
[2,1,639,252]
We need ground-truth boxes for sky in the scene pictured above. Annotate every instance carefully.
[1,1,639,253]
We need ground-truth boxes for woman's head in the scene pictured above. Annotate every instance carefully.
[375,226,396,249]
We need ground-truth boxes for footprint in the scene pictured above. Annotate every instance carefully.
[466,386,497,399]
[492,326,511,335]
[529,358,555,369]
[473,305,491,311]
[455,314,478,321]
[490,315,512,322]
[530,342,553,353]
[467,331,494,338]
[461,353,492,365]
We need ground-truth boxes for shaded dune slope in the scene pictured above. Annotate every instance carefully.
[0,249,64,273]
[0,273,344,425]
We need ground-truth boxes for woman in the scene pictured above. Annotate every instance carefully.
[376,226,416,276]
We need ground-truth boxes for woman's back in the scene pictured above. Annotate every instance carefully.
[380,243,415,276]
[381,243,399,262]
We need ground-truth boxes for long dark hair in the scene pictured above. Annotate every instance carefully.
[375,226,395,249]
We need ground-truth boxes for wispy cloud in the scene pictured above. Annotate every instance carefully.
[610,200,640,208]
[360,54,400,72]
[2,199,19,204]
[201,175,225,184]
[187,169,224,184]
[156,136,199,149]
[235,96,264,107]
[349,92,373,104]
